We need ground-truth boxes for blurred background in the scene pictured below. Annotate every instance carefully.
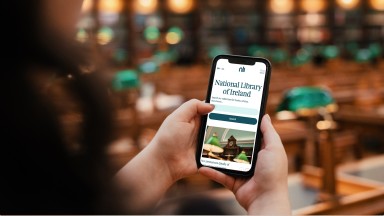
[62,0,384,214]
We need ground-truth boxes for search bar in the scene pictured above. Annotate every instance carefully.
[213,104,259,116]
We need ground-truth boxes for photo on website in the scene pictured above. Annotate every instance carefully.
[202,126,256,164]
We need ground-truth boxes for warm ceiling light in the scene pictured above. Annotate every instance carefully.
[370,0,384,11]
[301,0,327,13]
[99,0,123,13]
[134,0,158,14]
[81,0,93,13]
[167,0,194,14]
[270,0,295,14]
[336,0,360,10]
[305,13,324,26]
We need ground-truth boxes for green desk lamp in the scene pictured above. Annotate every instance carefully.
[271,48,289,64]
[291,48,312,67]
[276,86,338,121]
[233,151,250,164]
[112,69,140,91]
[276,86,339,202]
[112,69,140,141]
[203,132,224,159]
[321,45,340,60]
[208,45,231,60]
[137,60,159,74]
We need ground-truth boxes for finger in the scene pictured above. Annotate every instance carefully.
[198,167,235,190]
[171,99,214,122]
[260,114,283,150]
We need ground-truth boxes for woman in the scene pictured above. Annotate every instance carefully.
[1,0,291,214]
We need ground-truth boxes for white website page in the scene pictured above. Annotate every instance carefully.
[200,58,267,172]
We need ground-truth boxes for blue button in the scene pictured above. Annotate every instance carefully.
[209,113,257,125]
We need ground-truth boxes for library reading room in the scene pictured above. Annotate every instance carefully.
[2,0,384,214]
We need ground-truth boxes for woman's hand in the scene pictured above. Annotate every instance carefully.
[199,114,291,215]
[114,99,214,214]
[152,99,214,181]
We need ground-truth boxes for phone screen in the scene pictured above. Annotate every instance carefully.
[197,55,270,176]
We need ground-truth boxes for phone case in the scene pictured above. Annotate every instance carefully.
[196,54,272,178]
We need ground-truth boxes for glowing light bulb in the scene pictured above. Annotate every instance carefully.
[336,0,360,10]
[167,0,194,14]
[301,0,327,13]
[370,0,384,11]
[81,0,93,13]
[99,0,123,13]
[270,0,294,14]
[134,0,158,14]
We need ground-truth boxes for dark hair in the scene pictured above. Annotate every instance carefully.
[1,1,115,214]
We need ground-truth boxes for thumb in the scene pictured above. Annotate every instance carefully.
[260,114,283,150]
[170,99,215,122]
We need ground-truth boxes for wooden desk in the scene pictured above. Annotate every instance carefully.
[335,105,384,126]
[273,119,308,172]
[334,105,384,153]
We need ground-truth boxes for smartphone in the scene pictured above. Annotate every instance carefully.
[196,54,271,177]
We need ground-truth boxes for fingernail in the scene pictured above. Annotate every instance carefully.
[265,114,271,122]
